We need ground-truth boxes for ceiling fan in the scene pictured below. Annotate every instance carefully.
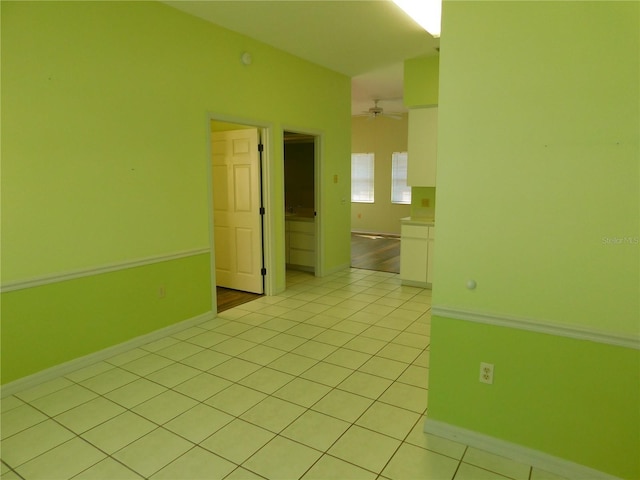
[360,99,403,120]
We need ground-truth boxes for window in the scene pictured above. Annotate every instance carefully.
[351,153,374,203]
[391,152,411,204]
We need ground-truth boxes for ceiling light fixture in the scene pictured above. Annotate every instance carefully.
[392,0,441,38]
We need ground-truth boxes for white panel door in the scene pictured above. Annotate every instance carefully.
[212,129,263,293]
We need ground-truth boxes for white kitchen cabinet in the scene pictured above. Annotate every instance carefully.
[400,219,434,288]
[407,106,438,187]
[285,218,315,271]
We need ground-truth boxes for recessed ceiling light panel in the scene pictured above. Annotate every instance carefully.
[392,0,441,38]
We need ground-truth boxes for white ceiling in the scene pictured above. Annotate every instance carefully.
[163,0,440,115]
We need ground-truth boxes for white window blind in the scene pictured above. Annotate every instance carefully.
[391,152,411,204]
[351,153,375,203]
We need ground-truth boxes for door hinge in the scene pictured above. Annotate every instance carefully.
[261,268,267,276]
[259,207,265,215]
[258,143,264,152]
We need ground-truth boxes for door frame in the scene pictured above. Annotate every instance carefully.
[282,125,324,278]
[207,113,275,313]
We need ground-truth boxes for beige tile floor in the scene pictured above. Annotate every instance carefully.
[1,269,566,480]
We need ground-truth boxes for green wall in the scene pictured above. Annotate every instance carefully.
[434,1,638,333]
[1,1,351,384]
[404,55,439,107]
[429,317,639,479]
[428,1,639,478]
[1,255,212,384]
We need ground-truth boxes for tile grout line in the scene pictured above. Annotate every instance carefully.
[210,271,432,479]
[2,352,428,475]
[2,269,440,480]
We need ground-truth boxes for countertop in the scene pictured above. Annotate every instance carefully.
[285,214,315,222]
[401,216,435,226]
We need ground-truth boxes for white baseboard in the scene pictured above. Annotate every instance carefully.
[1,311,215,398]
[424,418,622,480]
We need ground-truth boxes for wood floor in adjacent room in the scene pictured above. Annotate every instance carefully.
[216,232,400,312]
[350,232,400,274]
[217,287,263,313]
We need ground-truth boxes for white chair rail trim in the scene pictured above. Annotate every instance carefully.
[1,248,210,293]
[431,305,639,350]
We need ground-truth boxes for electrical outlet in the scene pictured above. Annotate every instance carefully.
[479,362,494,384]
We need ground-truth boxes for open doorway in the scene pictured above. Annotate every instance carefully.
[210,120,266,312]
[283,131,318,279]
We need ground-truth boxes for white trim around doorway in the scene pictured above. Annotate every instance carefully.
[283,125,324,278]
